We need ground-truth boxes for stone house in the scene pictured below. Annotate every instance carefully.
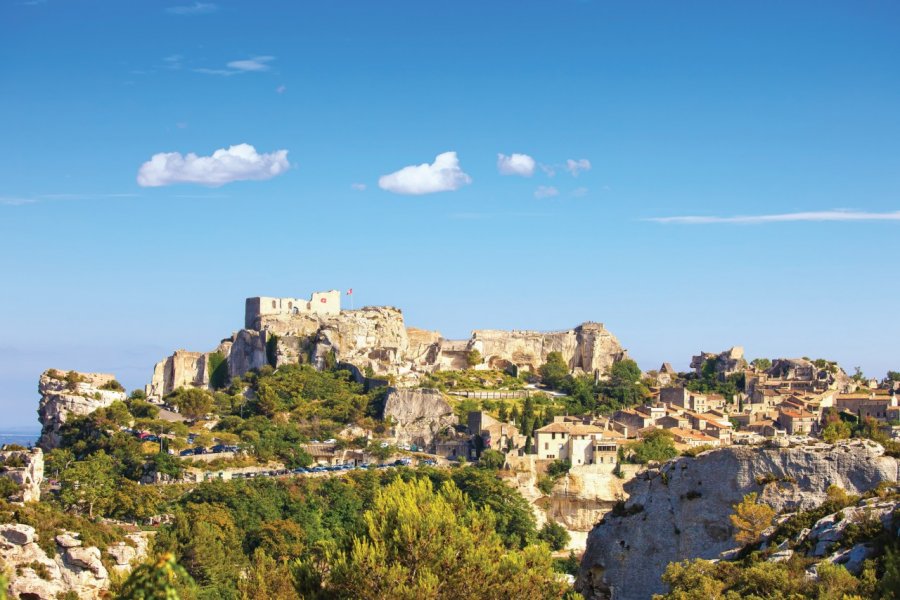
[835,392,899,422]
[534,421,613,465]
[776,407,817,435]
[668,427,720,448]
[660,387,709,413]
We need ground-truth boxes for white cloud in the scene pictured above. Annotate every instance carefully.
[378,152,472,195]
[351,183,367,191]
[1,196,35,206]
[539,163,556,177]
[136,143,290,187]
[648,210,900,224]
[565,158,591,176]
[166,2,217,15]
[571,187,589,197]
[195,56,275,76]
[497,153,536,177]
[227,56,274,72]
[534,185,559,199]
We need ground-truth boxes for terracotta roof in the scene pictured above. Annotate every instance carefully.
[668,427,718,442]
[535,422,605,435]
[779,408,816,419]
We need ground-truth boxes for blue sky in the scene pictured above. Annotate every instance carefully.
[2,1,899,428]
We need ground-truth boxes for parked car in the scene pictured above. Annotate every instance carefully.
[193,447,206,455]
[179,449,195,457]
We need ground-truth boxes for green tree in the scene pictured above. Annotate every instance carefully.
[822,420,852,443]
[537,520,570,551]
[729,492,775,546]
[237,549,300,600]
[169,388,214,420]
[539,352,569,390]
[59,451,117,517]
[326,477,565,599]
[477,449,506,470]
[466,349,482,367]
[118,553,197,600]
[627,429,678,464]
[750,358,772,371]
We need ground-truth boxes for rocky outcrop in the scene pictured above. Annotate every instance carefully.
[690,346,746,377]
[0,447,44,502]
[576,439,898,600]
[145,296,629,400]
[471,322,626,376]
[37,370,126,450]
[0,524,151,599]
[382,387,457,450]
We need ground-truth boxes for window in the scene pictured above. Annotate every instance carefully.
[272,300,277,309]
[544,443,548,450]
[288,302,293,310]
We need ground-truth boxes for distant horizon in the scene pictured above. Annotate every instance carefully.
[4,290,896,430]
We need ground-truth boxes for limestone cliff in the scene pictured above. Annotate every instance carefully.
[37,370,126,450]
[381,387,457,450]
[576,439,898,600]
[145,297,629,401]
[0,447,43,503]
[0,523,150,599]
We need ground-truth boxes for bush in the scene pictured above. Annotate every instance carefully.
[100,379,125,392]
[538,520,570,551]
[537,475,556,495]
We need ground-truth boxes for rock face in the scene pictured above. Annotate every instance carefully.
[382,387,457,450]
[0,447,44,502]
[38,370,126,450]
[145,296,629,401]
[0,524,150,599]
[576,439,898,600]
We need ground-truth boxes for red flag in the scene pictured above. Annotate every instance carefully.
[347,288,353,295]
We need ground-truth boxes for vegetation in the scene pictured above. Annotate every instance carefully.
[118,553,197,599]
[625,429,678,464]
[100,379,125,392]
[144,465,551,599]
[207,351,228,390]
[537,520,570,551]
[654,556,879,599]
[729,493,775,546]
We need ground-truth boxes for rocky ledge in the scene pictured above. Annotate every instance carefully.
[576,439,898,600]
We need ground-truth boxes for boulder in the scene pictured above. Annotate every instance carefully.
[55,532,82,548]
[0,523,35,545]
[382,387,457,450]
[64,545,108,578]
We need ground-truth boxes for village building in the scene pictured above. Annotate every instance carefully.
[534,419,620,466]
[668,427,720,448]
[660,387,710,413]
[467,411,524,453]
[835,392,899,422]
[776,407,817,435]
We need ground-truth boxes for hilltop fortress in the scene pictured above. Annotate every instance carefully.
[146,290,628,400]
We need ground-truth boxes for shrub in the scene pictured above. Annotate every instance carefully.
[538,520,570,551]
[100,379,125,392]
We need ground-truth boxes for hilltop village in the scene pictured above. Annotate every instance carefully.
[2,290,899,599]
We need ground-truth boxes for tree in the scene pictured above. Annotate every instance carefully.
[237,549,300,600]
[170,388,214,420]
[59,451,117,517]
[729,492,774,546]
[118,553,196,600]
[750,358,772,371]
[537,520,570,551]
[466,349,482,368]
[822,420,852,443]
[477,449,506,470]
[326,477,565,599]
[627,429,678,464]
[539,352,569,390]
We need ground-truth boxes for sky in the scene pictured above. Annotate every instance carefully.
[2,1,899,428]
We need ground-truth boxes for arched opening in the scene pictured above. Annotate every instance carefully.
[271,300,277,309]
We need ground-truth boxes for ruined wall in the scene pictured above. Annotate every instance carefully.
[245,290,341,329]
[0,447,43,503]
